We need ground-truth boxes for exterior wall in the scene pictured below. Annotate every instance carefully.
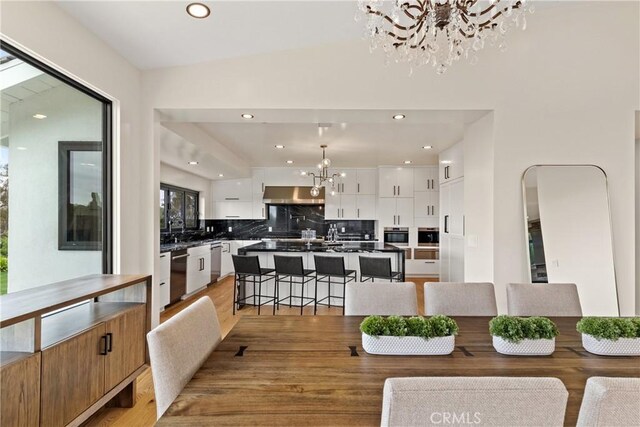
[8,85,102,290]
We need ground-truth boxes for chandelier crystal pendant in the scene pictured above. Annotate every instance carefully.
[302,145,345,197]
[357,0,534,74]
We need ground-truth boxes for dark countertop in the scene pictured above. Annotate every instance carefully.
[160,239,220,253]
[239,241,404,254]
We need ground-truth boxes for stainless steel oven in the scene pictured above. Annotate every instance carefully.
[418,227,439,246]
[383,227,409,246]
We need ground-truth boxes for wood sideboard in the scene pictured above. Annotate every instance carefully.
[0,274,152,427]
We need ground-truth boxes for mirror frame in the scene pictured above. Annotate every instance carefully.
[521,164,619,313]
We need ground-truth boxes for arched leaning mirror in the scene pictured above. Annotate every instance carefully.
[522,165,619,316]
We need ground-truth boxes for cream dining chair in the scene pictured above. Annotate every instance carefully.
[507,283,582,316]
[381,377,568,427]
[576,377,640,427]
[147,296,222,419]
[344,282,418,316]
[424,282,498,316]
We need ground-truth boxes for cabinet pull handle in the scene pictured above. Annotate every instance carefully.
[357,183,360,193]
[398,186,400,196]
[393,185,396,196]
[172,254,189,260]
[357,208,360,218]
[225,197,240,201]
[427,180,430,190]
[262,183,264,192]
[425,261,435,264]
[107,332,113,352]
[444,215,449,233]
[160,282,166,286]
[262,207,265,217]
[432,179,435,188]
[225,215,240,218]
[337,209,340,218]
[100,335,108,355]
[160,254,166,258]
[398,215,400,224]
[342,209,344,217]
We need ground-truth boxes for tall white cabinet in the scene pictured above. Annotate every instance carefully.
[439,142,465,282]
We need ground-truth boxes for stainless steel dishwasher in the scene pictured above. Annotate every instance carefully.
[170,249,188,304]
[210,241,222,283]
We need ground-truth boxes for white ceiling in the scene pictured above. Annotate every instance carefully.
[56,1,363,70]
[159,108,489,180]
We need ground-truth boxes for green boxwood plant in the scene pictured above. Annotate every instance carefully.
[576,317,640,341]
[489,315,559,344]
[360,315,459,338]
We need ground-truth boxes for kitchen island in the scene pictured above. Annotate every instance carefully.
[236,241,406,310]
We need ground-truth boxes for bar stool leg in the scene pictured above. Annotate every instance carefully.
[300,280,304,315]
[275,275,280,311]
[328,276,332,309]
[272,276,277,315]
[233,273,238,315]
[314,275,318,315]
[257,279,262,316]
[289,276,293,308]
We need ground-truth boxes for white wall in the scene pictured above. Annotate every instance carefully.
[8,84,103,291]
[463,113,495,286]
[537,166,618,316]
[1,2,150,281]
[160,163,212,219]
[143,2,639,314]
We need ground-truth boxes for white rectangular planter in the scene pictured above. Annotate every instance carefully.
[361,333,455,355]
[581,333,640,356]
[492,336,555,356]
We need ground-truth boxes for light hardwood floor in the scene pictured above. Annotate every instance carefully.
[83,275,435,426]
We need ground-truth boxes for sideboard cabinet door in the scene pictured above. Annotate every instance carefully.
[104,305,146,391]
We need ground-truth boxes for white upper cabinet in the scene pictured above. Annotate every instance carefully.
[378,198,414,226]
[252,168,266,197]
[378,167,414,197]
[414,167,439,192]
[356,169,377,195]
[439,141,464,183]
[212,178,252,201]
[337,168,357,194]
[356,195,376,219]
[340,195,358,219]
[324,191,341,219]
[211,201,253,219]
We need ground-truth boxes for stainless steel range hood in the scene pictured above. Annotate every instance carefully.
[262,186,325,205]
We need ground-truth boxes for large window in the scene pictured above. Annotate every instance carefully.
[0,41,112,294]
[160,184,199,231]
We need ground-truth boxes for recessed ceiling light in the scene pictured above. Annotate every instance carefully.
[275,145,285,149]
[440,160,452,164]
[33,114,47,119]
[186,3,210,19]
[422,145,433,150]
[16,146,27,150]
[286,160,294,164]
[188,161,199,165]
[393,114,405,120]
[241,113,254,119]
[404,160,412,164]
[218,173,224,177]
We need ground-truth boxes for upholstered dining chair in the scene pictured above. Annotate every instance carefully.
[147,296,222,419]
[423,282,498,316]
[576,377,640,427]
[344,282,418,316]
[381,377,568,427]
[507,283,582,316]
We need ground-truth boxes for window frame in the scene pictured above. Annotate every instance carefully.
[0,40,113,273]
[160,183,199,232]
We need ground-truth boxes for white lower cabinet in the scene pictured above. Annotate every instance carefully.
[186,245,211,294]
[406,259,439,276]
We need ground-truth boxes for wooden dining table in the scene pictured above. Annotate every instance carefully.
[158,316,640,426]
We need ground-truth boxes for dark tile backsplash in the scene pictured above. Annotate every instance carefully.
[160,205,376,243]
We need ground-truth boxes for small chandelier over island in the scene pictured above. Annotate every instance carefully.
[302,145,345,197]
[357,0,534,74]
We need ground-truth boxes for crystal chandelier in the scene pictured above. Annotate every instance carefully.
[357,0,534,74]
[302,145,345,197]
